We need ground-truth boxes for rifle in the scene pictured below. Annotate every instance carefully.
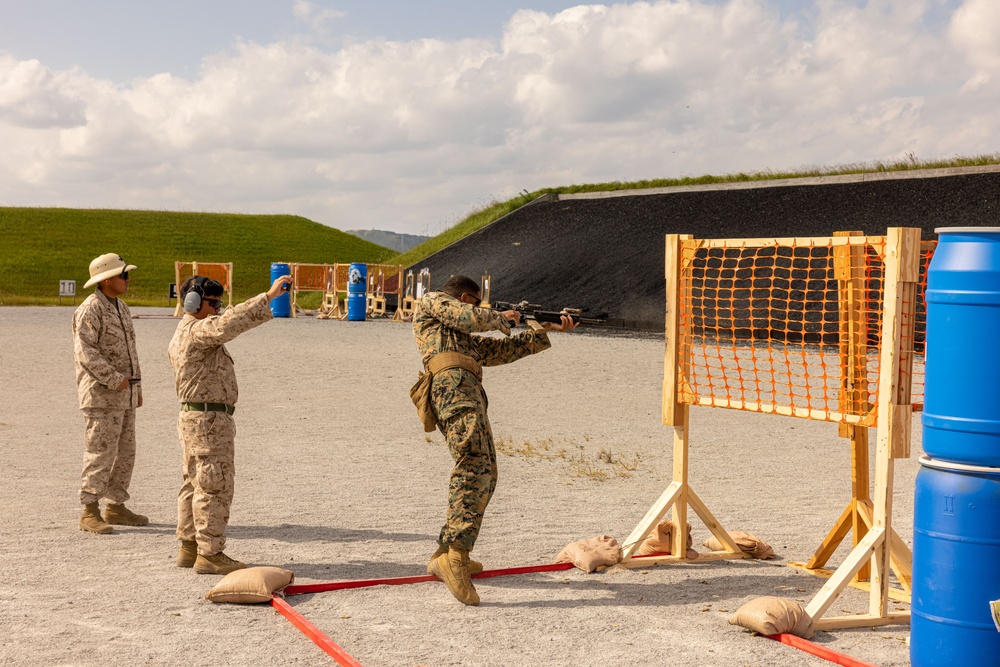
[492,300,608,331]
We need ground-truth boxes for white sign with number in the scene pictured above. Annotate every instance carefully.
[59,280,76,297]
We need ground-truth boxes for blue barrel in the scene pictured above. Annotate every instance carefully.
[270,262,291,318]
[923,227,1000,467]
[346,292,366,321]
[911,456,1000,666]
[348,263,367,294]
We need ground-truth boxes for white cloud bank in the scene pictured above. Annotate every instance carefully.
[1,0,998,234]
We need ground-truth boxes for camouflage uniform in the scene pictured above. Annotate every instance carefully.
[413,291,551,551]
[168,294,272,556]
[72,289,142,505]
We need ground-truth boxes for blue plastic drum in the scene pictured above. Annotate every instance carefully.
[348,263,367,294]
[911,456,1000,666]
[923,227,1000,467]
[346,292,366,321]
[270,262,291,318]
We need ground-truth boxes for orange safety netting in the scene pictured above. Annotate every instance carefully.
[176,261,232,287]
[675,235,929,427]
[292,263,334,291]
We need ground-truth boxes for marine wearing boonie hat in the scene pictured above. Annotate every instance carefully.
[73,251,147,535]
[84,253,137,288]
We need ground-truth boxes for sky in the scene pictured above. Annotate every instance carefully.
[0,0,995,236]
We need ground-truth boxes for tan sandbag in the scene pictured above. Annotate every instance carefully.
[554,535,622,572]
[204,566,295,604]
[636,520,698,558]
[409,371,437,432]
[702,530,775,559]
[729,596,814,638]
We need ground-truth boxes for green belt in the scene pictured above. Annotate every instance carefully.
[181,402,235,416]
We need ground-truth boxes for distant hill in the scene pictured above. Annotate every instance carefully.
[346,229,429,252]
[0,208,394,306]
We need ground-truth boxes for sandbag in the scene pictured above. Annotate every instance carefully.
[409,371,437,432]
[636,520,698,559]
[729,596,814,638]
[204,566,295,604]
[702,530,775,559]
[554,535,622,572]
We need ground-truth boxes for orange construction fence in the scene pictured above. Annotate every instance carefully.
[173,261,233,317]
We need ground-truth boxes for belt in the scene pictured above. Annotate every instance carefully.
[426,351,482,379]
[181,402,235,415]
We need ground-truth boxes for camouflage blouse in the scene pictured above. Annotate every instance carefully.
[168,293,272,405]
[413,291,551,419]
[72,290,141,410]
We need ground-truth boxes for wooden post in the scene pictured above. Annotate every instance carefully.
[481,274,492,308]
[620,234,744,566]
[805,227,919,630]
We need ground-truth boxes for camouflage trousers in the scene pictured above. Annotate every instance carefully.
[80,407,137,505]
[175,411,236,556]
[437,408,498,552]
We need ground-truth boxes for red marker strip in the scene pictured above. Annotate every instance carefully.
[271,595,364,667]
[765,633,880,667]
[283,562,575,596]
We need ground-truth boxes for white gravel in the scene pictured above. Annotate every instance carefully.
[0,306,916,666]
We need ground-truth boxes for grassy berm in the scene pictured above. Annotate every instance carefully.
[0,208,394,306]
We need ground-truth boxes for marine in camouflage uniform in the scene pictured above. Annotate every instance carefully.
[72,253,148,534]
[413,276,576,604]
[168,274,289,574]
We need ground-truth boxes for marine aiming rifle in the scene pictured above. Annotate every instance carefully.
[492,300,608,331]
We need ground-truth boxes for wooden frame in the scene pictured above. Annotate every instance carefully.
[393,271,416,322]
[622,228,920,631]
[804,226,918,630]
[481,274,492,308]
[788,231,913,604]
[619,234,746,567]
[173,261,233,317]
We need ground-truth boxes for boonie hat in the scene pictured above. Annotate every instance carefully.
[84,253,137,288]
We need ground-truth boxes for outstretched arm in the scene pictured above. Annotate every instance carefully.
[418,294,513,335]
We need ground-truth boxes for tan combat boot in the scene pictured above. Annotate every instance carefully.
[104,503,149,526]
[176,540,198,568]
[79,502,113,534]
[428,545,484,575]
[193,551,246,575]
[428,546,480,606]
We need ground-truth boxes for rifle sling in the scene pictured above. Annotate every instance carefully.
[426,352,482,380]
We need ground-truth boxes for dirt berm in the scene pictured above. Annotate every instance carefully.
[409,167,1000,330]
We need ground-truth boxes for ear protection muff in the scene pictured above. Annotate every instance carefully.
[183,278,208,314]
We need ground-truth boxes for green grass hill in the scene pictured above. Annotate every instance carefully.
[0,208,393,306]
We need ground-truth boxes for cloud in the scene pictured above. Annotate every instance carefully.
[292,0,348,34]
[0,1,996,234]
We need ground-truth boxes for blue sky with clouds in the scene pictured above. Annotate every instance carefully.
[0,0,993,235]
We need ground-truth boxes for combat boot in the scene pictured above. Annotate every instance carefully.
[428,545,483,575]
[104,503,149,526]
[428,546,480,606]
[176,540,198,568]
[79,502,113,534]
[193,551,246,575]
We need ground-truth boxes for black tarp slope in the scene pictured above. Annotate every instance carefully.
[409,169,1000,330]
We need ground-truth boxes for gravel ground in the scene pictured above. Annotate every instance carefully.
[0,306,917,667]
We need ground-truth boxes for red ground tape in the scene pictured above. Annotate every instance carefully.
[765,633,880,667]
[276,562,577,664]
[271,595,364,667]
[283,562,575,596]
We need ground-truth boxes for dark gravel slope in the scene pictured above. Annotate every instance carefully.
[410,171,1000,329]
